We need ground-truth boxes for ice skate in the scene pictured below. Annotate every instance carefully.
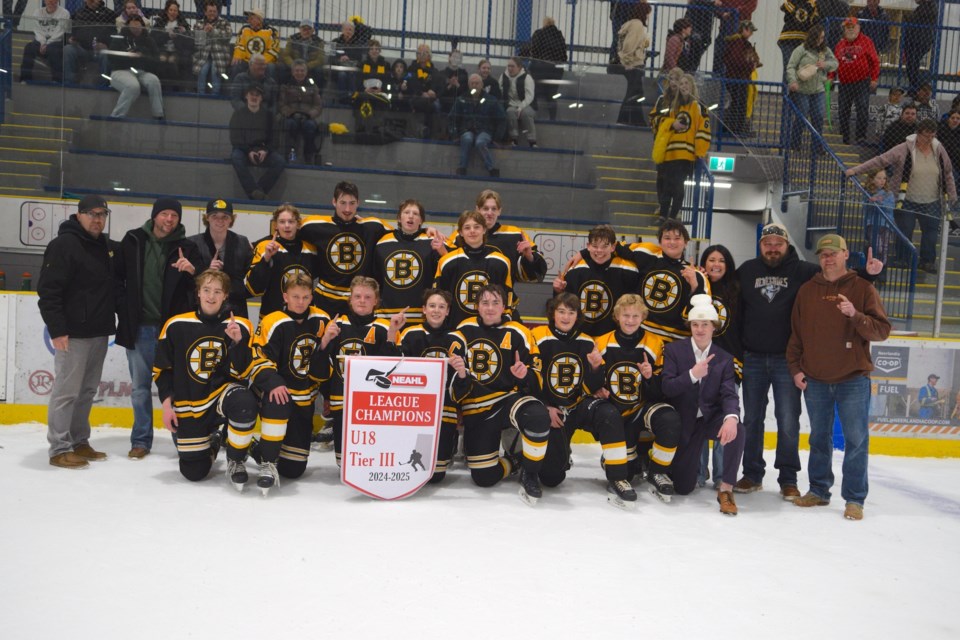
[257,461,279,497]
[607,479,638,510]
[518,468,542,507]
[646,472,674,503]
[226,459,248,493]
[311,424,334,451]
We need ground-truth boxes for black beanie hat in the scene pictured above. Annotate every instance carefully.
[152,197,182,219]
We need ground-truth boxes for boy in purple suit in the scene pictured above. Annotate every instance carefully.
[661,295,744,515]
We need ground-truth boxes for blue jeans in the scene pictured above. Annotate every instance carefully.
[897,200,941,265]
[697,440,723,488]
[231,148,286,198]
[790,91,825,152]
[197,60,222,94]
[741,352,802,486]
[63,43,111,84]
[126,324,159,450]
[803,376,871,505]
[458,131,495,171]
[284,116,319,158]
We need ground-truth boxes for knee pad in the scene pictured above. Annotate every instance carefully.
[277,458,306,480]
[470,466,503,488]
[221,386,258,424]
[539,470,566,488]
[428,471,446,485]
[179,457,212,482]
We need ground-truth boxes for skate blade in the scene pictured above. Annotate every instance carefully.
[311,441,334,452]
[231,481,246,493]
[518,486,539,507]
[607,494,638,510]
[260,486,271,497]
[647,485,672,503]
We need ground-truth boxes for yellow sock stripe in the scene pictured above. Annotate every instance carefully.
[602,442,628,465]
[227,425,254,448]
[260,418,287,441]
[650,442,677,466]
[626,445,638,462]
[466,451,500,469]
[435,459,450,473]
[500,457,512,477]
[521,433,547,462]
[176,435,211,453]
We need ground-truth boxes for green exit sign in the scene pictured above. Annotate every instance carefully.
[709,156,735,172]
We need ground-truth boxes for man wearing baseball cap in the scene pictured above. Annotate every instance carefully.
[38,195,119,469]
[187,198,254,318]
[786,234,891,520]
[116,197,200,459]
[229,83,286,200]
[918,373,942,419]
[834,16,880,146]
[734,223,884,500]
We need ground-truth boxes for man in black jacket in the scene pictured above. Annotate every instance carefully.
[116,197,200,459]
[63,0,115,84]
[38,195,119,469]
[229,84,285,200]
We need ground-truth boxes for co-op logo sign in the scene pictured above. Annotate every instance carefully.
[873,347,907,375]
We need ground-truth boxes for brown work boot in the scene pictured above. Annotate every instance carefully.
[794,492,830,507]
[128,447,149,460]
[50,452,90,469]
[733,477,762,493]
[73,443,107,461]
[717,490,738,516]
[779,484,801,501]
[844,503,864,520]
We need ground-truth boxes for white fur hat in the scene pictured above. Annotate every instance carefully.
[687,294,718,322]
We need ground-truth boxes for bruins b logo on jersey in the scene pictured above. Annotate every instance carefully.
[713,299,730,335]
[336,339,366,374]
[281,265,310,290]
[467,339,500,383]
[608,362,641,403]
[329,233,364,274]
[385,250,422,289]
[549,355,582,399]
[187,337,227,383]
[580,281,611,321]
[421,346,448,360]
[288,336,318,379]
[642,270,681,312]
[457,272,489,312]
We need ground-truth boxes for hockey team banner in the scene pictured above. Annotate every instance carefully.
[341,356,447,499]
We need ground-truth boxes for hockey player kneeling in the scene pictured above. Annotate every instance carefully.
[532,293,637,509]
[449,284,551,505]
[154,270,277,492]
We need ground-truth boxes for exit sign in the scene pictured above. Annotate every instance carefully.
[709,156,735,172]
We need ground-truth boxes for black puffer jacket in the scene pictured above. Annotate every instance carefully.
[37,215,120,339]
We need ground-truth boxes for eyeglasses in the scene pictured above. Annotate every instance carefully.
[81,209,110,219]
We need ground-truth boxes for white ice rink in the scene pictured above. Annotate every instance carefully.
[2,423,959,639]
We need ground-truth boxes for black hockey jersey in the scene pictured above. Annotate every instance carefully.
[562,254,641,337]
[244,236,319,319]
[253,306,332,405]
[531,325,604,410]
[594,328,666,418]
[372,228,441,324]
[398,322,460,425]
[320,311,399,412]
[451,222,547,283]
[433,244,513,327]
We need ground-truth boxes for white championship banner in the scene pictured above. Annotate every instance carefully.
[341,356,447,499]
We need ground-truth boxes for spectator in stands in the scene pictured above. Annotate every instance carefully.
[660,18,692,79]
[876,87,904,139]
[3,0,28,29]
[713,1,757,75]
[683,0,721,72]
[449,73,505,178]
[939,110,960,210]
[192,0,232,95]
[280,20,325,87]
[332,20,365,102]
[387,59,408,110]
[615,1,651,127]
[439,50,469,114]
[404,43,441,138]
[529,16,568,121]
[778,0,821,80]
[279,59,323,165]
[910,82,940,123]
[150,0,192,90]
[230,84,285,201]
[654,74,711,221]
[231,7,280,76]
[500,57,537,148]
[187,198,254,319]
[721,19,760,136]
[902,0,937,97]
[834,16,879,146]
[857,0,890,54]
[818,0,850,49]
[230,54,278,112]
[478,59,501,99]
[882,103,917,152]
[116,197,200,460]
[107,15,165,119]
[38,194,118,470]
[359,39,389,91]
[845,118,957,273]
[64,0,115,85]
[115,0,144,33]
[786,24,837,154]
[19,0,70,84]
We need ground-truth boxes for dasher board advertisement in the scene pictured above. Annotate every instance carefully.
[341,356,447,499]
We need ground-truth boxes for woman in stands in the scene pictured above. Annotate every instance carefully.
[616,1,651,127]
[785,24,837,154]
[244,204,318,321]
[188,198,254,318]
[434,210,513,327]
[151,0,192,90]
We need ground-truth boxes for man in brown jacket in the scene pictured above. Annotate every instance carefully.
[786,234,891,521]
